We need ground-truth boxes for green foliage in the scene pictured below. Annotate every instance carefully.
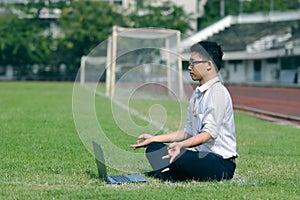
[57,1,127,69]
[0,1,193,74]
[200,0,300,29]
[0,0,299,76]
[241,0,299,13]
[0,9,52,67]
[0,82,299,199]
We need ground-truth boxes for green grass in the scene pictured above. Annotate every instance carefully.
[0,82,299,199]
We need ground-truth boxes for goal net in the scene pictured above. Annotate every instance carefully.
[80,26,185,101]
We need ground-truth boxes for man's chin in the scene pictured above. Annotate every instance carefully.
[190,76,198,81]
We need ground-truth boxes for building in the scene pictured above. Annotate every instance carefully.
[181,11,300,85]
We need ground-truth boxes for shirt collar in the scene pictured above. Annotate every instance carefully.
[196,76,220,93]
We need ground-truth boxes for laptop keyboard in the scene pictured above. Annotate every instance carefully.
[110,175,131,182]
[126,174,146,181]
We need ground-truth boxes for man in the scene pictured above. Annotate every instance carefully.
[130,41,238,181]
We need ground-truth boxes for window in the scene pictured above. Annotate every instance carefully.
[112,0,123,5]
[281,56,300,70]
[266,58,278,63]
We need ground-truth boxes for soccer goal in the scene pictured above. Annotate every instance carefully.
[80,26,184,100]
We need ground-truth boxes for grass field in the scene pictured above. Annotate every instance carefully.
[0,82,299,199]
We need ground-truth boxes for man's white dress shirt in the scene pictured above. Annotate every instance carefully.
[184,77,238,159]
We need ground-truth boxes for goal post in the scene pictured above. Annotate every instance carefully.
[80,55,107,85]
[106,26,184,100]
[79,26,185,101]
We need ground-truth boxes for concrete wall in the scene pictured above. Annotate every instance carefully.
[222,59,282,84]
[223,61,245,83]
[261,60,280,82]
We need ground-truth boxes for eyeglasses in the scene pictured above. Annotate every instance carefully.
[189,60,208,67]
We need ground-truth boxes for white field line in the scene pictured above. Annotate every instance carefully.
[88,86,172,133]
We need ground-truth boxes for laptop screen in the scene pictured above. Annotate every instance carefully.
[92,140,108,181]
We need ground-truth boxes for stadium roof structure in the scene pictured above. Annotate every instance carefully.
[181,11,300,60]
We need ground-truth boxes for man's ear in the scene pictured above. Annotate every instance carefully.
[207,61,213,70]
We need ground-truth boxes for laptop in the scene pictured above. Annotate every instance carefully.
[92,140,147,184]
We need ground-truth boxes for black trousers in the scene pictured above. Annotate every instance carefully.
[146,142,236,181]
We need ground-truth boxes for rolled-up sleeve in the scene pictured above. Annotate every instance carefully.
[202,85,227,139]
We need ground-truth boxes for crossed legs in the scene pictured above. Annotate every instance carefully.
[146,142,236,181]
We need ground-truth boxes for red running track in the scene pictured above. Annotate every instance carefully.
[226,85,300,123]
[130,82,300,124]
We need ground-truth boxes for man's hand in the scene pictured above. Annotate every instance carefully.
[130,134,153,150]
[162,142,183,164]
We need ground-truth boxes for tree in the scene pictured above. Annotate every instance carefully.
[242,0,299,13]
[199,0,300,30]
[0,0,195,80]
[57,1,127,70]
[0,7,52,77]
[57,0,193,71]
